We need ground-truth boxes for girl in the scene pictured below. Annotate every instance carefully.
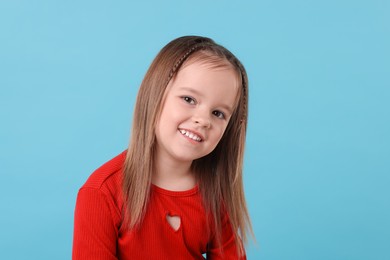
[73,36,253,259]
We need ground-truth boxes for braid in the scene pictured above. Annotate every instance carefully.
[166,44,205,85]
[235,60,248,124]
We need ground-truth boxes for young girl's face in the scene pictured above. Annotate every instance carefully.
[155,59,239,165]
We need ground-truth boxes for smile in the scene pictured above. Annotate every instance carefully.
[179,129,203,142]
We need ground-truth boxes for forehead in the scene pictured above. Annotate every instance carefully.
[178,58,237,80]
[182,52,237,72]
[178,52,241,87]
[169,59,241,109]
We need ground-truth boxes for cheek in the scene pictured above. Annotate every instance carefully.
[161,99,182,119]
[159,107,175,126]
[214,123,229,140]
[157,109,182,134]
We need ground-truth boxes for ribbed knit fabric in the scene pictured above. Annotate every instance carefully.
[72,151,246,259]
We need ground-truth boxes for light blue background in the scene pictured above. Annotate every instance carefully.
[1,0,389,259]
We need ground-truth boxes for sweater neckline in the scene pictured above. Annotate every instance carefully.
[151,184,199,197]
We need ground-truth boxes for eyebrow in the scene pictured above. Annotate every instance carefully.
[180,87,203,97]
[179,87,234,114]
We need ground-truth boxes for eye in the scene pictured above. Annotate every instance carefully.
[182,96,196,105]
[212,110,225,119]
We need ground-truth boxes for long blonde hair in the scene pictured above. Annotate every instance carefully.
[123,36,252,254]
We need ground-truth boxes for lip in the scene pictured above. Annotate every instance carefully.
[178,128,205,142]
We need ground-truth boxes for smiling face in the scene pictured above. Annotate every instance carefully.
[155,59,240,166]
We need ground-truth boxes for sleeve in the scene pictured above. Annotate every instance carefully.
[72,188,119,260]
[207,213,246,260]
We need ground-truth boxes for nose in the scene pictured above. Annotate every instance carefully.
[193,110,211,128]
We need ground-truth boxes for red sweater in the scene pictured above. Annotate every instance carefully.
[73,151,246,259]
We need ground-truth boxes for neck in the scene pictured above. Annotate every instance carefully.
[153,155,196,191]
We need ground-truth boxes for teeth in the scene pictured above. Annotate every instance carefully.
[179,129,202,142]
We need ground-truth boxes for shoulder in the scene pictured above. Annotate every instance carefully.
[73,151,127,256]
[78,150,127,212]
[82,150,127,190]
